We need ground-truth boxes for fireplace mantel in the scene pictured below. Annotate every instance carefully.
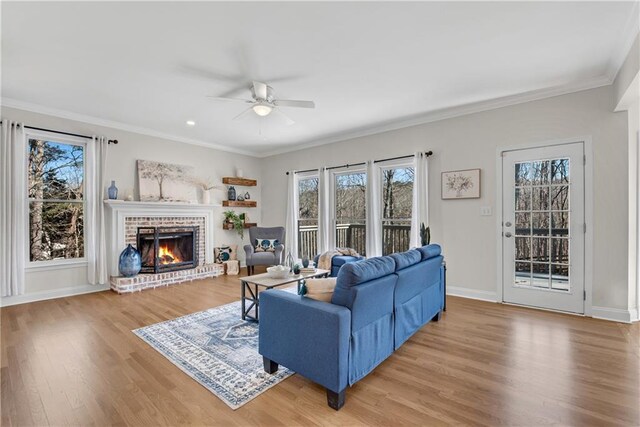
[104,200,218,276]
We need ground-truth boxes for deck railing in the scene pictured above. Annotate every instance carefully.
[297,222,412,259]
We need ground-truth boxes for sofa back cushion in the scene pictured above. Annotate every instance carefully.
[417,244,441,261]
[334,256,395,289]
[389,249,422,271]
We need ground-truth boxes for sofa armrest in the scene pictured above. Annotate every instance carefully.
[259,290,350,393]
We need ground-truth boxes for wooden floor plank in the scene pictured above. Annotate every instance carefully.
[2,269,638,426]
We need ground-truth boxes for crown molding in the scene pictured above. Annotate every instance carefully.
[2,74,614,159]
[0,97,258,157]
[258,75,613,158]
[608,1,640,81]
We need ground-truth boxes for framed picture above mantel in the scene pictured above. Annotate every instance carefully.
[441,168,481,199]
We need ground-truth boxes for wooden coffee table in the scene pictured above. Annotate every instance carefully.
[240,269,330,321]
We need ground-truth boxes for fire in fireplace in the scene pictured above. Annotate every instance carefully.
[136,226,198,273]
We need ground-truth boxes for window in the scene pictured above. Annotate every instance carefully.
[297,174,319,259]
[28,136,86,263]
[334,171,367,256]
[381,165,414,255]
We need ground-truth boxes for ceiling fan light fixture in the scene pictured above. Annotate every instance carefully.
[252,103,273,117]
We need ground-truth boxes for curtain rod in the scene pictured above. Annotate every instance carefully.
[284,151,434,175]
[285,168,319,175]
[373,151,433,163]
[0,122,118,144]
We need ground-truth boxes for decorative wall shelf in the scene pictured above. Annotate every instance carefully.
[222,177,257,186]
[222,200,257,208]
[223,222,257,230]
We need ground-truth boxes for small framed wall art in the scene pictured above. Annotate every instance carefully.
[441,168,481,199]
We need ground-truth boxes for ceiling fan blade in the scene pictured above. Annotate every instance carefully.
[232,106,255,121]
[274,99,315,109]
[272,109,295,126]
[253,81,268,100]
[207,96,252,103]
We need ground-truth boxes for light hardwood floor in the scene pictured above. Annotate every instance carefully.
[2,270,639,426]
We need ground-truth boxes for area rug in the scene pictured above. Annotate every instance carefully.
[133,300,294,409]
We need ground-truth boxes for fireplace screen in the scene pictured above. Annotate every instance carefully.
[136,226,198,273]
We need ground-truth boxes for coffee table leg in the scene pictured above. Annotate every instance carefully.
[241,280,247,320]
[254,284,259,320]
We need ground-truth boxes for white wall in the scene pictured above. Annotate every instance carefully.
[261,86,629,312]
[1,106,261,300]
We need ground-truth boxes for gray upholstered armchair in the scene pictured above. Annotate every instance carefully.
[244,226,286,275]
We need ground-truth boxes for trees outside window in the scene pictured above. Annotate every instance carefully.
[334,171,367,255]
[297,176,319,259]
[381,166,414,255]
[28,138,85,262]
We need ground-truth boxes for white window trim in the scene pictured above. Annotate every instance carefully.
[24,130,90,270]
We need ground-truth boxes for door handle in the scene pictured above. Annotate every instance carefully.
[504,232,513,238]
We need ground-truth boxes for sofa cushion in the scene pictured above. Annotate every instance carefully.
[332,255,362,267]
[417,244,442,260]
[336,256,396,288]
[390,249,421,271]
[304,278,337,303]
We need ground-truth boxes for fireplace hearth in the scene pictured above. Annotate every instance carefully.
[137,226,198,273]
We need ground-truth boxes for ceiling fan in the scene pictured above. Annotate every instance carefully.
[208,81,315,125]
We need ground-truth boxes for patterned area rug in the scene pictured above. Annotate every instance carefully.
[133,300,294,409]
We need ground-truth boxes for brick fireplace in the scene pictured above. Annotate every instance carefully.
[105,201,222,293]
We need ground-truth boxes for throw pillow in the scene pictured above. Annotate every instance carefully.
[302,277,337,303]
[214,245,237,263]
[255,238,279,252]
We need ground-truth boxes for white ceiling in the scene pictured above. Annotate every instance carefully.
[2,1,638,157]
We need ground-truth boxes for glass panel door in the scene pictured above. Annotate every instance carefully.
[502,142,584,314]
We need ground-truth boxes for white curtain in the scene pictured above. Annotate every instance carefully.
[86,136,109,285]
[317,167,331,254]
[410,151,430,248]
[0,120,26,297]
[284,171,299,261]
[366,160,382,257]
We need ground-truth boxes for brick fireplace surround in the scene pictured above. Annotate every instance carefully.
[105,201,223,293]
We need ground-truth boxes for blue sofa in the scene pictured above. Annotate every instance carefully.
[259,244,445,410]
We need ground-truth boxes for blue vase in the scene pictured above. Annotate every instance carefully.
[108,180,118,200]
[119,244,141,277]
[228,186,236,201]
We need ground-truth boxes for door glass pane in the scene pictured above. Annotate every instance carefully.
[515,213,531,235]
[551,159,570,184]
[551,186,569,211]
[512,157,571,292]
[550,238,569,264]
[551,264,569,290]
[515,187,531,211]
[531,213,549,236]
[515,237,530,261]
[531,237,549,263]
[532,187,549,211]
[551,212,570,237]
[335,172,366,256]
[532,263,550,288]
[515,262,532,286]
[530,161,550,185]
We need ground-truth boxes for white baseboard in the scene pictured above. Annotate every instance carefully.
[628,307,638,322]
[591,306,635,323]
[447,286,498,303]
[1,284,109,307]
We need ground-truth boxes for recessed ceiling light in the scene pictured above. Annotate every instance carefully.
[186,120,196,126]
